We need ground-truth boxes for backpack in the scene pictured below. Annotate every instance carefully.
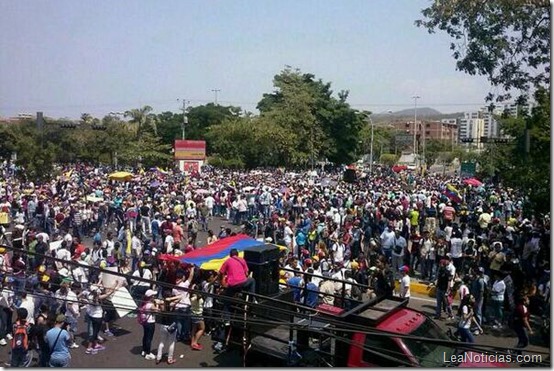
[137,302,149,326]
[12,322,29,351]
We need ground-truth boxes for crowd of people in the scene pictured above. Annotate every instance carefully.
[0,161,550,366]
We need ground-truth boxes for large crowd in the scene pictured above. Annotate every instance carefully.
[0,161,550,367]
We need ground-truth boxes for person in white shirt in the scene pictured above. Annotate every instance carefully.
[331,240,345,265]
[204,195,215,218]
[55,243,71,270]
[131,232,142,270]
[17,292,34,325]
[283,222,294,251]
[449,230,464,272]
[71,253,89,289]
[400,266,411,301]
[164,234,174,254]
[131,262,153,301]
[490,273,506,328]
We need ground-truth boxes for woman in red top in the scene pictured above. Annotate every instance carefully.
[512,295,533,353]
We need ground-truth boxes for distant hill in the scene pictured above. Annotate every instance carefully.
[372,107,464,123]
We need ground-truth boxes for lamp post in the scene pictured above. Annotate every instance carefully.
[178,99,190,140]
[369,115,374,176]
[368,110,393,176]
[412,95,420,162]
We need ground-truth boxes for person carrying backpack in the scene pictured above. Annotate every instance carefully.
[10,307,31,367]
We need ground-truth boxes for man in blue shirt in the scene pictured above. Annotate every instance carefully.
[302,269,319,308]
[45,314,72,367]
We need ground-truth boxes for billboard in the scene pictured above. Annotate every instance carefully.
[174,140,206,160]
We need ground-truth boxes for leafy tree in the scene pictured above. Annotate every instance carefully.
[417,0,550,216]
[380,154,398,166]
[124,105,158,139]
[116,132,172,168]
[416,0,550,102]
[156,111,183,147]
[185,103,241,141]
[258,67,364,165]
[423,139,451,166]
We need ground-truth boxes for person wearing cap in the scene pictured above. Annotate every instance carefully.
[45,314,72,367]
[140,289,159,360]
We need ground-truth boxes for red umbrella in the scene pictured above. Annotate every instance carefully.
[463,178,483,187]
[392,165,407,173]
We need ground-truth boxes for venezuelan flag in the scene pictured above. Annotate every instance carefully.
[443,183,462,203]
[155,167,168,174]
[179,234,263,271]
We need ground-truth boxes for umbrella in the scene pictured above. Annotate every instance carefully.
[463,178,483,187]
[108,171,134,182]
[85,195,104,202]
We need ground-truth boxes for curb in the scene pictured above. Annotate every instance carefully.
[395,280,435,297]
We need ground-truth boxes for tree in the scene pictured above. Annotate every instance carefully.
[416,0,550,102]
[185,103,241,141]
[156,111,183,147]
[417,0,550,216]
[116,132,172,168]
[124,105,158,139]
[258,67,364,165]
[423,139,451,166]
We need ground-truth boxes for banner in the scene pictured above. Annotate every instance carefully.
[174,140,206,160]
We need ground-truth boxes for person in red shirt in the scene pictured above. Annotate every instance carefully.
[513,295,533,353]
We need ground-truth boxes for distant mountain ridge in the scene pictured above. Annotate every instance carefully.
[372,107,463,122]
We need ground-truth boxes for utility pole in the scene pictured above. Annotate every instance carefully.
[179,99,190,140]
[369,114,374,176]
[211,89,221,105]
[412,95,420,161]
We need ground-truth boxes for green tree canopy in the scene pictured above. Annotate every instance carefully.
[416,0,550,102]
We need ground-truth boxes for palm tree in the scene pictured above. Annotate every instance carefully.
[124,105,157,139]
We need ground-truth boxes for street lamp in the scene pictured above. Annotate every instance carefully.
[368,110,393,176]
[412,95,420,163]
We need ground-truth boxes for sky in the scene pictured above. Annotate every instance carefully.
[0,0,496,119]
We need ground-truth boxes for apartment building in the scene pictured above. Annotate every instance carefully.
[458,112,485,143]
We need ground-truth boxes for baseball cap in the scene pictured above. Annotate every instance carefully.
[145,289,157,298]
[56,314,66,323]
[400,265,410,273]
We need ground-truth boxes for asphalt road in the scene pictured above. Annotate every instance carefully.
[0,216,548,367]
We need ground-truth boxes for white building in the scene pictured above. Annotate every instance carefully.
[458,112,485,141]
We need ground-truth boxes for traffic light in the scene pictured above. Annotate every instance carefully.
[480,136,488,143]
[91,125,107,131]
[60,123,77,129]
[460,137,473,143]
